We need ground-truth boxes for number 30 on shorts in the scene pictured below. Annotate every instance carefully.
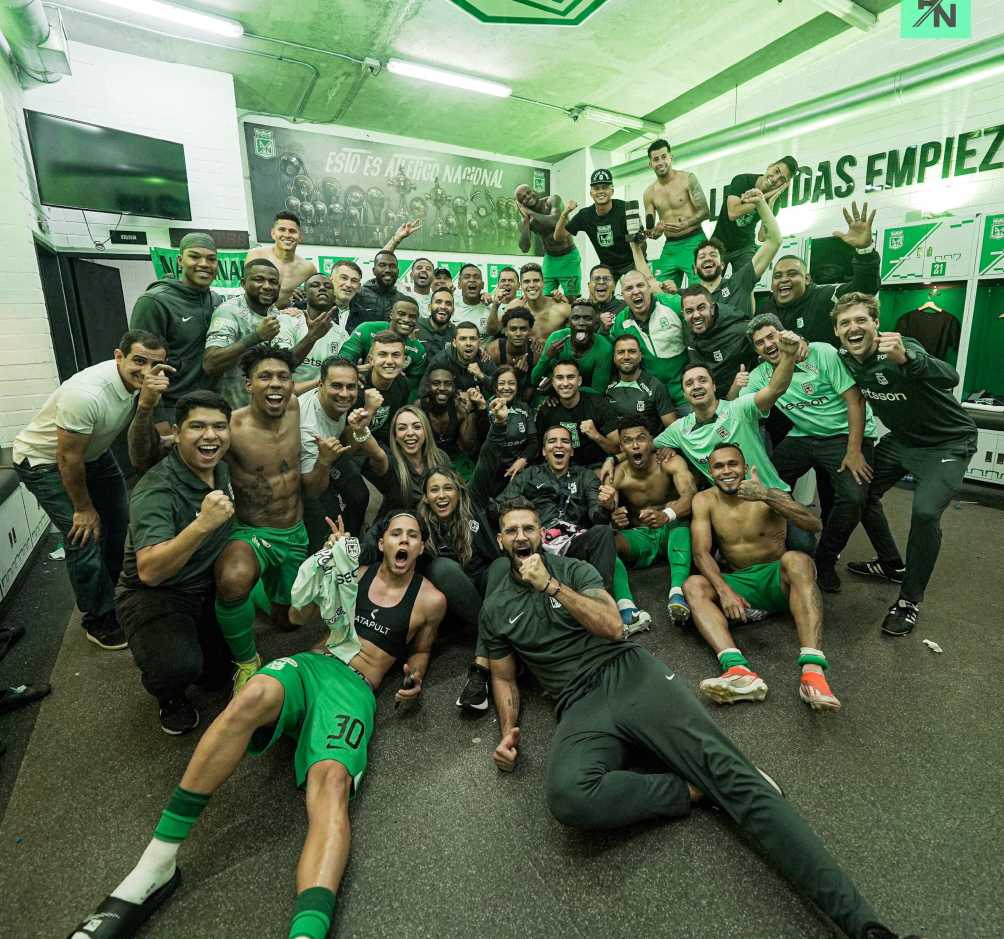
[326,714,365,750]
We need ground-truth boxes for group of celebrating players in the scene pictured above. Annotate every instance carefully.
[11,140,964,938]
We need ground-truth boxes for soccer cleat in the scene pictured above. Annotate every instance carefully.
[231,654,262,697]
[68,868,181,938]
[847,558,905,584]
[699,666,768,704]
[799,672,842,711]
[816,563,842,594]
[621,608,652,639]
[731,607,770,623]
[881,599,919,637]
[667,588,690,626]
[158,696,200,735]
[456,663,490,713]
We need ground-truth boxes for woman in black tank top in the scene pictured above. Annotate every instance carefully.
[353,562,424,662]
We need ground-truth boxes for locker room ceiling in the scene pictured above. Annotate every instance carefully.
[52,0,897,161]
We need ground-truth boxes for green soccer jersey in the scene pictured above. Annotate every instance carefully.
[339,322,426,392]
[654,395,789,491]
[531,330,613,394]
[838,337,976,448]
[605,370,675,435]
[480,554,631,713]
[742,342,878,439]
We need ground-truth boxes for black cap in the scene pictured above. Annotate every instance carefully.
[590,168,613,186]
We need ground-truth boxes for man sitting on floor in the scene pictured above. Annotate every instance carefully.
[69,512,445,939]
[483,497,917,939]
[684,442,840,711]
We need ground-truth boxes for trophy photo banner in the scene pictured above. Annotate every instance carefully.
[244,122,550,253]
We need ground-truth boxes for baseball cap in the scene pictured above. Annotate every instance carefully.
[590,168,613,186]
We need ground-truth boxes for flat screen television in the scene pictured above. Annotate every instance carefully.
[24,110,192,220]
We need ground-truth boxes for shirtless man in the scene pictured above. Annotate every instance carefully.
[514,184,582,299]
[245,211,317,308]
[643,139,710,288]
[517,262,570,345]
[68,513,445,939]
[212,346,310,693]
[684,442,841,712]
[597,419,695,624]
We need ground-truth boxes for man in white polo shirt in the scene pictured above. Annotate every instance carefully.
[13,330,168,650]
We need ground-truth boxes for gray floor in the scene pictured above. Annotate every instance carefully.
[1,487,1000,939]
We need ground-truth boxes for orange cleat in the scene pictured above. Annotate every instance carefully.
[799,671,841,711]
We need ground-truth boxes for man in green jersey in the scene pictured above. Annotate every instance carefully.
[531,299,612,394]
[833,293,977,637]
[482,498,920,939]
[340,296,426,394]
[69,514,445,939]
[734,313,896,594]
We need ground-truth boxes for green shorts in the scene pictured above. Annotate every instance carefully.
[620,525,671,568]
[542,247,582,296]
[722,559,788,613]
[229,520,309,607]
[249,652,376,792]
[651,230,706,283]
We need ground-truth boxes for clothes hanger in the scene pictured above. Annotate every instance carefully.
[917,286,943,312]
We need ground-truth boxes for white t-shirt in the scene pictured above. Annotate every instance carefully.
[13,359,136,466]
[400,284,432,317]
[452,299,490,334]
[275,308,350,384]
[298,387,349,473]
[204,294,277,409]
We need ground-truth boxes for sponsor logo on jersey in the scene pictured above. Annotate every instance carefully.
[861,388,908,402]
[781,397,829,411]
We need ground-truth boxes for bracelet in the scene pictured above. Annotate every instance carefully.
[546,578,561,598]
[854,246,874,255]
[662,507,677,523]
[351,428,372,444]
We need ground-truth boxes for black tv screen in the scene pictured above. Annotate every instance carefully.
[24,111,192,220]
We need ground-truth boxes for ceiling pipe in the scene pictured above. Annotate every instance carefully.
[611,31,1004,177]
[1,0,65,85]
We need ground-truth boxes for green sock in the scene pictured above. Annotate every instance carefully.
[288,886,336,939]
[798,647,829,670]
[666,524,692,589]
[153,786,210,844]
[215,594,258,663]
[250,579,273,616]
[611,557,635,604]
[718,648,750,671]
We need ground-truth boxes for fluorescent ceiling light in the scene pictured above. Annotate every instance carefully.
[576,106,663,135]
[97,0,244,38]
[386,59,511,98]
[809,0,877,30]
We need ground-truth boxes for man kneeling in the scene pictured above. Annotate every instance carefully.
[684,442,840,710]
[483,498,914,939]
[69,511,445,939]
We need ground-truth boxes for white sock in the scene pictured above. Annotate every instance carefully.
[615,598,636,612]
[668,586,684,598]
[111,838,179,905]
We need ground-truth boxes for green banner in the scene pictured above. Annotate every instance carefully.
[881,223,939,279]
[244,122,549,253]
[150,247,248,288]
[979,214,1004,276]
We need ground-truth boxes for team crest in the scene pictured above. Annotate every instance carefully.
[469,520,480,533]
[568,481,578,494]
[876,373,888,386]
[517,422,525,433]
[344,537,361,560]
[720,287,731,298]
[636,401,646,412]
[716,425,730,440]
[802,382,814,395]
[796,317,805,328]
[712,350,724,362]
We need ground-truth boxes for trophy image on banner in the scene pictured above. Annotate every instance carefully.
[427,177,449,240]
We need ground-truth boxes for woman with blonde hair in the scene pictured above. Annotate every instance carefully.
[379,405,450,510]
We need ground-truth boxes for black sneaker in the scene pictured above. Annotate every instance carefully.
[159,695,200,735]
[816,563,842,594]
[881,599,920,637]
[85,616,128,651]
[455,664,490,713]
[847,558,905,584]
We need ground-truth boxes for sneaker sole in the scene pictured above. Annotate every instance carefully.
[847,564,904,585]
[699,680,768,704]
[799,685,842,711]
[455,697,490,712]
[85,632,128,651]
[880,623,915,637]
[160,717,200,736]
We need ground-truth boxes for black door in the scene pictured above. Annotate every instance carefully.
[34,239,79,381]
[69,260,128,366]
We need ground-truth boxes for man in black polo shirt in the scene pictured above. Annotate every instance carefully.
[555,169,636,281]
[536,360,619,470]
[482,497,922,939]
[116,391,236,735]
[711,157,797,273]
[834,292,977,636]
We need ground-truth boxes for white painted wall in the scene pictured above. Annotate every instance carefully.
[22,41,248,252]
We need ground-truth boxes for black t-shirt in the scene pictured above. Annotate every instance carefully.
[894,308,961,361]
[565,201,633,274]
[536,390,618,468]
[359,373,410,446]
[712,173,759,252]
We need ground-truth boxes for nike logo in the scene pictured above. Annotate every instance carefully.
[665,674,676,681]
[181,316,193,322]
[509,612,525,624]
[941,458,957,463]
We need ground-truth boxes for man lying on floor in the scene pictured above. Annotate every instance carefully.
[482,497,921,939]
[68,512,445,939]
